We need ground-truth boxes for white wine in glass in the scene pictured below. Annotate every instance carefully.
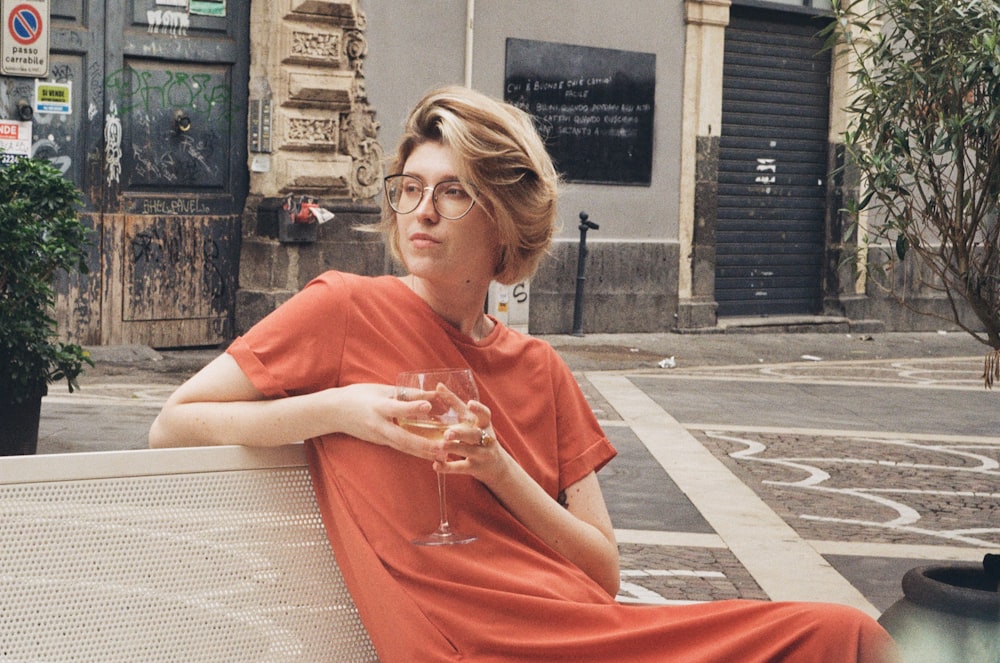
[397,368,478,546]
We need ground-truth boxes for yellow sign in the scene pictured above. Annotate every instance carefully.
[34,80,70,114]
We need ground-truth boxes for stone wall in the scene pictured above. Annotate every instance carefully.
[531,240,678,334]
[237,0,383,334]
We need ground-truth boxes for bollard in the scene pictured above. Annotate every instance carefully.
[571,211,600,336]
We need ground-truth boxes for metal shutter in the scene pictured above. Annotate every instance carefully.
[716,7,832,317]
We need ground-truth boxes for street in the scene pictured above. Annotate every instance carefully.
[582,351,998,613]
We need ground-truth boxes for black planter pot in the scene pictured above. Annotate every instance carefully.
[878,558,1000,663]
[0,391,44,455]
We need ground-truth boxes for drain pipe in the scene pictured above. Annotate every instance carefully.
[571,211,600,336]
[464,0,475,88]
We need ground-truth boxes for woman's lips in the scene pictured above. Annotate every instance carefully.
[408,233,440,248]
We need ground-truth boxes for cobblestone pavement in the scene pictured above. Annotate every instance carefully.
[583,348,998,614]
[30,331,1000,615]
[695,429,999,549]
[617,544,769,605]
[663,355,988,388]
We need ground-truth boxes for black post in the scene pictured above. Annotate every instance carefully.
[571,211,599,336]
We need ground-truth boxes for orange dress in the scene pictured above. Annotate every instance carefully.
[228,271,900,663]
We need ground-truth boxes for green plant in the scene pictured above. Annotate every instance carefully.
[826,0,1000,386]
[0,157,92,405]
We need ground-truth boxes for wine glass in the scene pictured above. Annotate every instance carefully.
[396,368,479,546]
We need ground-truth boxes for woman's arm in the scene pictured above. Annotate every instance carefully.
[486,460,619,597]
[439,411,620,597]
[149,353,437,456]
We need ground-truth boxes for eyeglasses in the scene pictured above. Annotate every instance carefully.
[383,174,478,220]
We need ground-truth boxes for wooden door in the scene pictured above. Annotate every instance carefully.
[42,0,105,345]
[50,0,249,347]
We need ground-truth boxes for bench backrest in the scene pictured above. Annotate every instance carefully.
[0,445,380,662]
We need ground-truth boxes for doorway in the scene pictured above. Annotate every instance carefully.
[42,0,249,347]
[715,7,832,317]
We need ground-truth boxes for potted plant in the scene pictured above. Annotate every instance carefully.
[0,156,92,455]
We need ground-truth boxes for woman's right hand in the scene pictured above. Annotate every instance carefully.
[151,353,438,455]
[325,382,440,460]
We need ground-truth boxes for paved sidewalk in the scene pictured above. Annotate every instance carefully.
[33,329,1000,615]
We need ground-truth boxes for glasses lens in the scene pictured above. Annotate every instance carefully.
[384,175,476,219]
[433,180,476,220]
[385,175,423,215]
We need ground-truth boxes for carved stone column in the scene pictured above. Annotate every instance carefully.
[676,0,729,330]
[237,0,385,334]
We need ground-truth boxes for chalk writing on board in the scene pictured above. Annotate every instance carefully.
[504,39,655,186]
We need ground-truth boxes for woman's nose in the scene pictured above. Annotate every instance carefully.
[414,187,439,221]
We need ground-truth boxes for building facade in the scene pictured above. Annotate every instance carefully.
[1,0,949,347]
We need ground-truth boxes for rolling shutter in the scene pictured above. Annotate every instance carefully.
[716,7,832,317]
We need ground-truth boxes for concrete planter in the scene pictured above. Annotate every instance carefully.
[878,559,999,663]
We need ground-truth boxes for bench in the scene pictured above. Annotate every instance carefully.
[0,445,380,662]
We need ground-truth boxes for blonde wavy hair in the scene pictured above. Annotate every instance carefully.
[378,86,559,285]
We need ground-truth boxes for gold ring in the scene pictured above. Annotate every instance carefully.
[479,429,493,446]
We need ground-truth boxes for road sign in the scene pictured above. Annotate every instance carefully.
[2,0,49,77]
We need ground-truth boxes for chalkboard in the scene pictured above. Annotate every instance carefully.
[504,39,655,186]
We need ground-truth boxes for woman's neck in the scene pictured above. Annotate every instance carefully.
[406,274,494,341]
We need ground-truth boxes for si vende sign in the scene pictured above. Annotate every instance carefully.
[2,0,49,77]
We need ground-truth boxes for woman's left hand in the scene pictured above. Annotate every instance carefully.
[434,399,512,486]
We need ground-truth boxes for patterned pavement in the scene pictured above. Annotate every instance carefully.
[696,428,999,549]
[585,354,998,614]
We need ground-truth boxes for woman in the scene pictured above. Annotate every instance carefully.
[150,86,899,663]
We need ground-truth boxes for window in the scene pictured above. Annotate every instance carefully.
[733,0,833,11]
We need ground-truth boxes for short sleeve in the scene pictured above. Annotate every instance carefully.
[227,271,349,398]
[550,348,616,491]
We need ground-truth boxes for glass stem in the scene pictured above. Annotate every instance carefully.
[436,472,451,534]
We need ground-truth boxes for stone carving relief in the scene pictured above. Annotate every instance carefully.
[341,17,381,200]
[291,31,342,62]
[272,5,381,201]
[344,29,366,72]
[342,106,382,200]
[288,118,339,146]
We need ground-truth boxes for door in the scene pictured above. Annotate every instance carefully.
[48,0,248,347]
[38,0,105,345]
[715,7,832,317]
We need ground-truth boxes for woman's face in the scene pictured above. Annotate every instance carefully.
[395,141,499,288]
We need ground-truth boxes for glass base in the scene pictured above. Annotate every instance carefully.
[412,529,477,546]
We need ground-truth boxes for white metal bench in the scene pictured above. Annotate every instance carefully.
[0,445,380,662]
